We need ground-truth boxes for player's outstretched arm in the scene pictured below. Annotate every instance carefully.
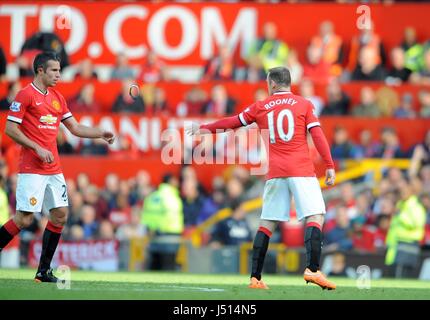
[63,117,115,144]
[5,121,54,163]
[185,115,243,136]
[309,126,335,186]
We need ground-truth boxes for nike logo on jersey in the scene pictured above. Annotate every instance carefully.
[36,102,42,105]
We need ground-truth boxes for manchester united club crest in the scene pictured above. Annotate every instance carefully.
[52,100,61,111]
[30,197,37,206]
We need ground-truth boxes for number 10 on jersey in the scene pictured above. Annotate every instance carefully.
[267,109,295,143]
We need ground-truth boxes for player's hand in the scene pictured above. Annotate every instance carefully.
[185,122,201,136]
[35,146,54,163]
[101,131,115,144]
[325,168,335,186]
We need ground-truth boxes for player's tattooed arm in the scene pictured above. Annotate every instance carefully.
[62,117,115,144]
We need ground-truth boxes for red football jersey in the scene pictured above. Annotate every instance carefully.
[239,91,321,179]
[7,83,72,174]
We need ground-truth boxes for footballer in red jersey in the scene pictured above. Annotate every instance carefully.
[186,67,336,290]
[0,52,115,283]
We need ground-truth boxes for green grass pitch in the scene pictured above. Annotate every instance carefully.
[1,268,430,300]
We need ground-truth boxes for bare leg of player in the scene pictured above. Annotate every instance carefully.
[248,219,277,289]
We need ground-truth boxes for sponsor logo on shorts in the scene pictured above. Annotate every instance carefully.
[30,197,37,206]
[10,101,21,112]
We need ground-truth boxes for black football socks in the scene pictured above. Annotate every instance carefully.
[37,221,63,273]
[0,219,20,251]
[304,222,323,272]
[250,227,272,280]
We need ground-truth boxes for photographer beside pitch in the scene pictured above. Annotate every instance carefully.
[0,51,115,282]
[187,67,336,290]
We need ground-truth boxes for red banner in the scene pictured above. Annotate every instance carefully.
[28,239,119,271]
[1,2,429,65]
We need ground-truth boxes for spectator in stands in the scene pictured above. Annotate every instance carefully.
[385,180,426,278]
[0,81,21,110]
[418,166,430,195]
[79,205,100,240]
[310,20,344,77]
[16,32,70,77]
[351,47,386,81]
[225,177,245,208]
[101,173,120,210]
[410,49,430,86]
[355,129,381,159]
[202,85,236,116]
[385,47,412,85]
[418,90,430,118]
[0,46,6,82]
[66,191,84,229]
[209,200,252,248]
[303,44,331,85]
[74,58,98,80]
[141,173,183,270]
[112,79,145,113]
[67,83,101,113]
[115,205,146,241]
[401,26,424,73]
[409,129,430,178]
[339,182,359,219]
[98,220,115,240]
[327,252,347,277]
[299,78,324,116]
[76,172,90,192]
[131,170,154,205]
[242,54,267,83]
[152,87,169,115]
[347,22,386,73]
[181,177,206,227]
[143,87,169,116]
[202,44,236,81]
[393,93,416,119]
[82,184,110,221]
[375,86,399,117]
[321,77,350,115]
[351,86,381,118]
[330,126,359,160]
[376,127,404,159]
[247,22,289,73]
[109,193,132,229]
[110,52,135,80]
[138,51,168,83]
[285,48,303,85]
[176,87,208,117]
[324,205,353,251]
[420,192,430,222]
[373,214,391,250]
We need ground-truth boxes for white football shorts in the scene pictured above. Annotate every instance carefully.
[261,177,326,221]
[16,173,69,213]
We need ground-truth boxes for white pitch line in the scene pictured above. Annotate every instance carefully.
[67,285,225,293]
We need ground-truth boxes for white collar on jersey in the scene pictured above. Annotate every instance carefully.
[31,82,49,96]
[273,91,292,95]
